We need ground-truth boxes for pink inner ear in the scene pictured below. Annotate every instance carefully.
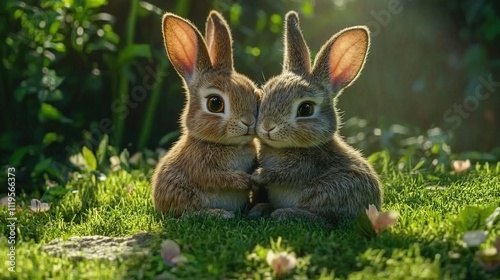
[165,17,198,78]
[328,30,368,89]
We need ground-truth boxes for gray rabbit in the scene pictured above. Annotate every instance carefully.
[251,11,383,223]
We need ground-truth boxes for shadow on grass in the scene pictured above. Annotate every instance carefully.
[118,215,500,279]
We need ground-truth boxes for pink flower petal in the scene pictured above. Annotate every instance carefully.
[170,254,187,266]
[161,239,185,266]
[375,211,399,233]
[30,199,50,213]
[110,156,121,172]
[365,204,379,226]
[452,159,471,173]
[364,204,398,234]
[266,250,297,276]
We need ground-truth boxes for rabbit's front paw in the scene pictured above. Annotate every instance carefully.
[251,168,269,186]
[232,171,252,190]
[247,203,273,218]
[251,167,276,186]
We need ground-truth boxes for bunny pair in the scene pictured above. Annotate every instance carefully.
[152,10,382,223]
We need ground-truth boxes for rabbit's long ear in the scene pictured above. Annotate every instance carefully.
[283,11,311,75]
[205,11,233,71]
[311,26,370,96]
[162,13,212,84]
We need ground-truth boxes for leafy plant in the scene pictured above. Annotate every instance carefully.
[1,0,119,191]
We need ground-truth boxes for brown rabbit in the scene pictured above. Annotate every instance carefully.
[251,11,382,223]
[152,11,260,218]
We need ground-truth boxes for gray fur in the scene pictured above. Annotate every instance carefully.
[251,11,382,223]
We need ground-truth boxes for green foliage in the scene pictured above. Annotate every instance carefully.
[1,0,120,191]
[95,133,109,166]
[81,146,97,171]
[66,134,159,176]
[454,205,499,232]
[40,185,68,203]
[344,116,500,172]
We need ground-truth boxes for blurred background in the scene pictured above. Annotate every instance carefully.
[0,0,499,192]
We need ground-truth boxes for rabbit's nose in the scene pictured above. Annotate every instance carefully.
[262,121,277,132]
[240,114,255,127]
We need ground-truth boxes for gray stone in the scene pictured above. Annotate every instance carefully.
[43,232,155,261]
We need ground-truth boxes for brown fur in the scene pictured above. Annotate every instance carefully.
[251,11,382,223]
[152,11,259,217]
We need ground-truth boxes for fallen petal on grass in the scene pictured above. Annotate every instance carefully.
[476,247,500,271]
[266,250,297,277]
[366,204,379,226]
[147,158,158,166]
[127,185,134,194]
[161,239,186,266]
[475,237,500,271]
[45,179,59,188]
[453,159,471,173]
[0,197,8,207]
[69,153,88,170]
[30,199,50,212]
[425,185,447,191]
[365,204,399,235]
[95,171,107,181]
[448,251,461,259]
[129,152,142,165]
[110,156,121,172]
[463,230,488,247]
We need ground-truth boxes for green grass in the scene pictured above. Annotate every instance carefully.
[1,162,500,279]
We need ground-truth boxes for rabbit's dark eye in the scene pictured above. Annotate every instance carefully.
[297,102,314,117]
[207,95,224,113]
